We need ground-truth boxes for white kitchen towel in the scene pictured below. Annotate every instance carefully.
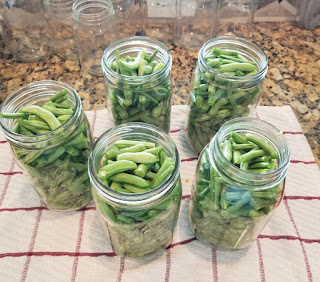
[0,105,319,282]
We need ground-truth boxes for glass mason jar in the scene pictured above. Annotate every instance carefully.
[0,0,53,62]
[88,123,182,257]
[185,36,268,153]
[141,0,178,45]
[112,0,136,38]
[0,80,93,211]
[44,0,78,60]
[101,36,173,133]
[73,0,118,76]
[177,0,219,50]
[188,117,290,249]
[215,0,258,38]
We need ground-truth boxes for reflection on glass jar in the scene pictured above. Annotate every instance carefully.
[44,0,79,60]
[215,0,258,38]
[185,36,268,153]
[189,117,290,249]
[0,0,53,62]
[177,0,219,50]
[73,0,118,76]
[101,36,173,132]
[0,81,93,211]
[88,123,182,257]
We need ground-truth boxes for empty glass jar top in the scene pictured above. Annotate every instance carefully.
[73,0,117,75]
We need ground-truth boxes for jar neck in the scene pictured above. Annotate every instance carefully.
[101,36,172,91]
[0,80,83,150]
[73,0,114,25]
[198,36,268,90]
[209,117,290,190]
[88,122,180,208]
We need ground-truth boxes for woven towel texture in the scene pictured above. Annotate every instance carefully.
[0,105,319,282]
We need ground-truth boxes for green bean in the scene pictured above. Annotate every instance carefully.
[50,89,68,102]
[117,152,158,164]
[120,49,147,70]
[21,105,61,130]
[236,149,265,164]
[122,183,150,193]
[119,144,146,153]
[218,63,256,73]
[42,105,73,116]
[245,134,279,159]
[114,140,155,149]
[134,163,151,178]
[212,48,239,57]
[111,172,149,188]
[220,54,257,65]
[0,112,28,119]
[151,165,174,189]
[98,160,137,179]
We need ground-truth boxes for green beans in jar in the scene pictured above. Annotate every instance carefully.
[0,81,93,211]
[89,123,182,257]
[189,118,290,249]
[102,36,173,133]
[185,36,268,153]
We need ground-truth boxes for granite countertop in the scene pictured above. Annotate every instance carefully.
[0,21,319,167]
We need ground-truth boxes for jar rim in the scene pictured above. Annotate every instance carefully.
[101,36,172,90]
[209,117,290,190]
[73,0,114,23]
[198,36,268,89]
[88,122,181,207]
[0,80,82,148]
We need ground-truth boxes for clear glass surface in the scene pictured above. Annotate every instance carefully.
[0,0,53,62]
[44,0,79,60]
[73,0,118,76]
[177,0,219,50]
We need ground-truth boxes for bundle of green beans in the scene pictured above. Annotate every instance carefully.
[0,90,93,210]
[107,48,172,132]
[186,47,261,153]
[189,131,282,249]
[93,139,181,257]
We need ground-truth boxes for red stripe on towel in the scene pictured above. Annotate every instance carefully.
[0,159,15,207]
[71,210,86,282]
[165,249,171,282]
[117,257,125,282]
[0,171,23,176]
[284,200,313,281]
[290,160,316,165]
[212,248,219,282]
[170,129,182,134]
[256,239,266,282]
[283,131,303,135]
[21,209,43,282]
[181,157,198,162]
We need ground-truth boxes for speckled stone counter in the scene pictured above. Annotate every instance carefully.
[0,21,319,166]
